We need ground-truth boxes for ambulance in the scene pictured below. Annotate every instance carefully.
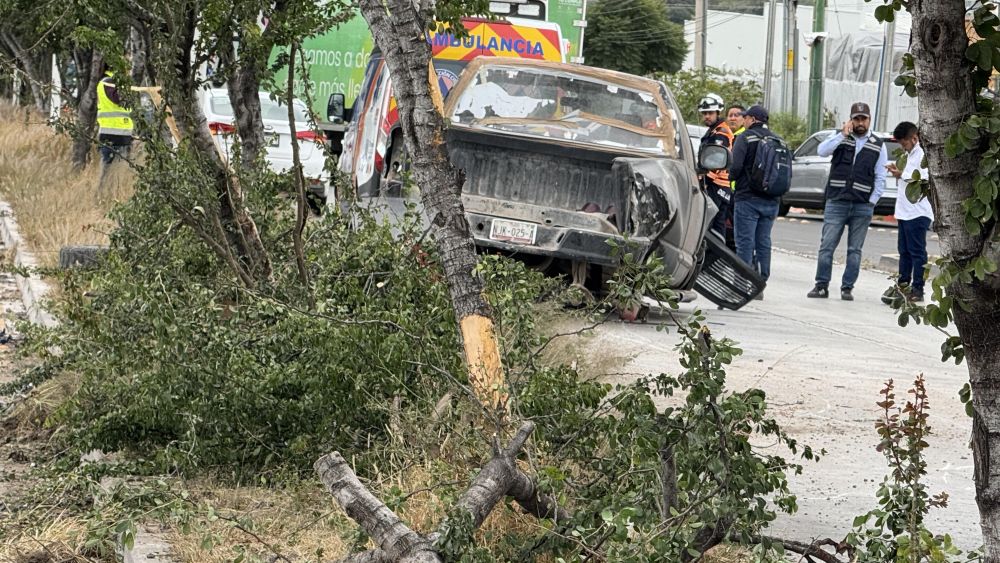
[333,18,565,199]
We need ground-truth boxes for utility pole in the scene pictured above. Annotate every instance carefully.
[694,0,707,70]
[784,0,798,114]
[781,1,789,111]
[807,0,825,132]
[791,0,799,115]
[763,0,779,107]
[875,16,896,132]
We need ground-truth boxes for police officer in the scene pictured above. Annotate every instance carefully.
[698,94,734,240]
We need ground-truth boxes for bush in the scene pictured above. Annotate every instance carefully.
[658,68,763,125]
[28,145,465,476]
[768,112,810,150]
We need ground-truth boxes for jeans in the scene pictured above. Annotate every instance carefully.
[734,196,780,281]
[100,142,131,165]
[898,216,931,292]
[815,199,875,289]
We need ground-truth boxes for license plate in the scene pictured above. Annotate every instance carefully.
[489,219,537,245]
[267,133,280,147]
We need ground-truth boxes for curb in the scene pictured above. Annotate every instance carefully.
[878,253,941,277]
[878,254,900,273]
[0,202,58,328]
[2,200,176,561]
[98,477,177,563]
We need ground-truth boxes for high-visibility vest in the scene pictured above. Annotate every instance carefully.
[96,76,134,136]
[704,121,734,189]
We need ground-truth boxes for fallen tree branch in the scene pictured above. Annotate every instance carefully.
[756,535,850,563]
[317,422,574,562]
[315,453,442,562]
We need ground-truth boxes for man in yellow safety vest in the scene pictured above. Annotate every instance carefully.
[96,68,134,166]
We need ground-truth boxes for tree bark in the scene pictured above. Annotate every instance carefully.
[286,43,314,306]
[0,30,47,113]
[660,445,677,520]
[219,38,266,170]
[316,452,442,563]
[909,0,1000,558]
[358,0,508,413]
[129,24,151,87]
[317,423,567,562]
[71,49,102,169]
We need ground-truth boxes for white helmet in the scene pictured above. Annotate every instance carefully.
[697,93,725,113]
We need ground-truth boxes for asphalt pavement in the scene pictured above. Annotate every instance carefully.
[772,212,941,269]
[567,250,979,550]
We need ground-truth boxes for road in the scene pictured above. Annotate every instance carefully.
[772,212,941,268]
[552,231,978,551]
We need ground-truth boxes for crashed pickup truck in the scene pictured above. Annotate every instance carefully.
[358,57,763,309]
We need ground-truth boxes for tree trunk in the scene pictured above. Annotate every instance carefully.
[358,0,508,413]
[909,0,1000,558]
[0,31,47,113]
[223,49,266,170]
[71,49,103,169]
[129,24,150,86]
[154,6,273,287]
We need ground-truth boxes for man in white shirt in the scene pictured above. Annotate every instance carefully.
[806,102,889,301]
[884,121,934,302]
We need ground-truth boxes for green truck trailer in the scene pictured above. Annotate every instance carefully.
[274,0,588,130]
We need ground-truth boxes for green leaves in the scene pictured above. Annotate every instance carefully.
[584,0,687,76]
[966,41,996,73]
[959,383,974,418]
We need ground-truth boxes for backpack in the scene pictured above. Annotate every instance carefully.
[747,131,792,197]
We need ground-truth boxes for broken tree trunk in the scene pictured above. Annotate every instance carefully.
[316,422,568,562]
[357,0,507,413]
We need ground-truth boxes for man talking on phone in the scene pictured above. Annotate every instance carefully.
[806,102,888,301]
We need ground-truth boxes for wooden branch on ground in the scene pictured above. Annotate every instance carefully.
[755,536,850,563]
[315,452,441,563]
[317,422,571,562]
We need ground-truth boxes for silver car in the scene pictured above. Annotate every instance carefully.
[782,129,901,216]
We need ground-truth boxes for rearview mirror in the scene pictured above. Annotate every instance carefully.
[698,144,730,171]
[327,93,346,123]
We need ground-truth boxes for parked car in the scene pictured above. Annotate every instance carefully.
[342,57,764,309]
[782,129,901,216]
[201,89,330,202]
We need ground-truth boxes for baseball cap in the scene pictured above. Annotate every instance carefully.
[741,105,769,123]
[850,102,871,118]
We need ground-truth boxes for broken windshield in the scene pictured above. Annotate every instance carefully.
[449,64,678,157]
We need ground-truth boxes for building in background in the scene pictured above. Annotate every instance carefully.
[683,0,917,129]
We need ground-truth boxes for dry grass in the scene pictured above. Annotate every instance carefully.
[166,462,546,563]
[0,103,134,267]
[4,372,80,436]
[0,516,93,563]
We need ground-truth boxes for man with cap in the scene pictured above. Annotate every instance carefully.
[729,105,782,293]
[698,93,735,240]
[807,102,888,301]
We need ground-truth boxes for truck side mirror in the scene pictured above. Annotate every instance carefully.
[328,93,346,123]
[698,144,730,171]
